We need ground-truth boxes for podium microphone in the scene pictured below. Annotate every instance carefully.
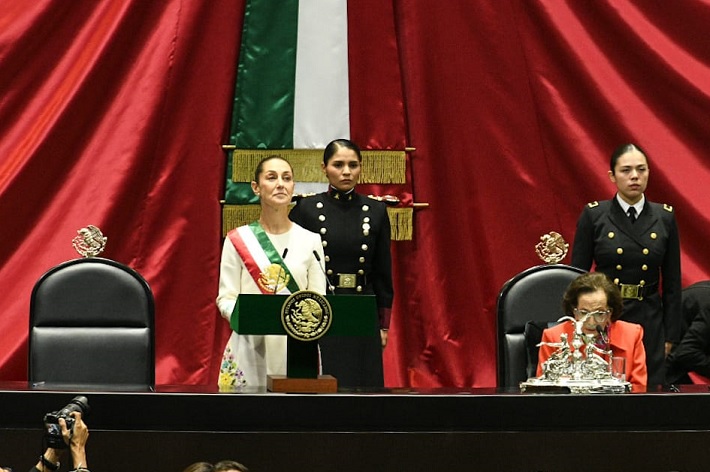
[312,250,334,294]
[274,248,288,294]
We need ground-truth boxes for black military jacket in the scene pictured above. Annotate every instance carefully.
[289,188,394,313]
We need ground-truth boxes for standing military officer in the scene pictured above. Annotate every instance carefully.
[571,143,681,386]
[290,139,394,388]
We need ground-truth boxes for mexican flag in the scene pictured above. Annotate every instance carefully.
[224,0,412,237]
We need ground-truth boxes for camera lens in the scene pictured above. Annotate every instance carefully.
[59,395,90,418]
[43,396,90,449]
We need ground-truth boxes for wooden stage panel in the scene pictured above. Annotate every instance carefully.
[2,383,710,471]
[3,430,710,471]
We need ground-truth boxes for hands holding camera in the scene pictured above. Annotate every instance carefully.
[63,412,89,470]
[33,412,89,472]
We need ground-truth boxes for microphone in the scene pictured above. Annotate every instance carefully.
[596,324,609,351]
[313,250,334,294]
[274,248,288,294]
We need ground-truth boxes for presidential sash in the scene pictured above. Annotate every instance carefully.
[227,222,301,294]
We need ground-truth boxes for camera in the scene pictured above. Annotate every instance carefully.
[43,395,90,449]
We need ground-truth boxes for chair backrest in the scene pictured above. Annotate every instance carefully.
[29,257,155,390]
[681,281,710,333]
[496,264,585,388]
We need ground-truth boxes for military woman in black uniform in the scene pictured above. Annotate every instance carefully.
[571,143,681,386]
[289,139,393,388]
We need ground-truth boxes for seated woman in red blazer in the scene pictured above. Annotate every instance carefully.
[536,272,648,392]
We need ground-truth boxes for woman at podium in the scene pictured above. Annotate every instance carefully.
[289,139,394,388]
[216,156,326,388]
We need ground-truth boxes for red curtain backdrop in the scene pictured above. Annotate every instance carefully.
[1,1,709,387]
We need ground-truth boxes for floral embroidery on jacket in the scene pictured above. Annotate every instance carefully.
[218,345,246,388]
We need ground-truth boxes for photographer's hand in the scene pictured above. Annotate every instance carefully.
[33,446,63,472]
[65,413,89,470]
[32,413,89,472]
[58,417,72,447]
[33,423,67,472]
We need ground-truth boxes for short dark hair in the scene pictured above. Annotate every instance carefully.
[323,138,362,165]
[253,155,292,182]
[562,272,624,321]
[609,143,649,173]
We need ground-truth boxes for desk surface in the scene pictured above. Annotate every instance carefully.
[3,382,710,433]
[4,383,710,472]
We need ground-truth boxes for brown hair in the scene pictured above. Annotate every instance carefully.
[562,272,623,321]
[253,155,292,182]
[215,460,249,472]
[182,463,214,472]
[182,461,249,472]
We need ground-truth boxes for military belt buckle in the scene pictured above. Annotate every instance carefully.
[619,284,642,300]
[336,273,357,289]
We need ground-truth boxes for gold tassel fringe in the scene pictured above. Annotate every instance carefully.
[222,204,261,236]
[231,149,406,184]
[231,149,324,183]
[360,150,406,184]
[222,204,412,241]
[387,207,413,241]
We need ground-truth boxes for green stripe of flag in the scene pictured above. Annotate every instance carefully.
[226,0,300,204]
[230,0,299,147]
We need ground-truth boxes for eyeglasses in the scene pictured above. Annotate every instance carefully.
[573,308,611,321]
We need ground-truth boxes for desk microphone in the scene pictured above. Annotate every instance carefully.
[313,250,334,294]
[274,248,288,294]
[596,325,609,351]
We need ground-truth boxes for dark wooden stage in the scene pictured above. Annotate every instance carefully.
[2,382,710,471]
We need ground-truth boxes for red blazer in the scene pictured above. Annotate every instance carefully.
[536,320,648,392]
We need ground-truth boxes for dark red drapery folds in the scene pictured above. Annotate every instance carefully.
[1,1,709,387]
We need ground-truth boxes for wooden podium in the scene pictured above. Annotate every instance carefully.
[231,293,378,393]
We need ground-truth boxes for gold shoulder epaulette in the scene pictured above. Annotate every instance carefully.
[291,193,316,203]
[664,203,673,212]
[587,201,599,208]
[367,194,400,206]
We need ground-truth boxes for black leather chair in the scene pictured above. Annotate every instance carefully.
[29,257,155,390]
[496,264,585,388]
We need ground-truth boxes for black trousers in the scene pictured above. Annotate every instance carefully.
[319,335,384,389]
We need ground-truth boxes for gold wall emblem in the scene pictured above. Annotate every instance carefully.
[535,231,569,264]
[281,291,332,341]
[72,225,107,258]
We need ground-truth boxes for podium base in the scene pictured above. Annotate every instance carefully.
[267,375,338,393]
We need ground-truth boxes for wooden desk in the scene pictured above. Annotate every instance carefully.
[1,383,710,471]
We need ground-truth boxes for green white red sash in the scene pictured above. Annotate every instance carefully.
[227,222,300,294]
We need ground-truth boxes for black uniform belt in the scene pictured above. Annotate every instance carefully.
[618,282,658,300]
[334,273,368,289]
